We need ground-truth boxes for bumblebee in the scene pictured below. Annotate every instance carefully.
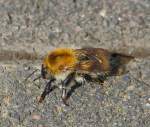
[39,48,134,105]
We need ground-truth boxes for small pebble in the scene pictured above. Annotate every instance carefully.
[32,114,41,120]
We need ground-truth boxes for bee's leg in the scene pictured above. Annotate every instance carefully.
[39,79,56,103]
[97,73,109,85]
[66,81,82,101]
[84,74,93,82]
[61,73,75,106]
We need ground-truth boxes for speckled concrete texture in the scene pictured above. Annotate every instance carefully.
[0,0,150,127]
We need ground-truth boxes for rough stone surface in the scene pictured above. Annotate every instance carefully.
[0,0,150,127]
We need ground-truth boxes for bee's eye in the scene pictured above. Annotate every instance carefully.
[41,64,47,79]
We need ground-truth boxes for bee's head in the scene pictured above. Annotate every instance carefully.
[41,64,47,79]
[41,64,55,80]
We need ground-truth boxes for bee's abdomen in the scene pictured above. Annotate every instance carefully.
[109,53,134,75]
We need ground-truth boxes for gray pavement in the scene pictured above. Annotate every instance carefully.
[0,0,150,127]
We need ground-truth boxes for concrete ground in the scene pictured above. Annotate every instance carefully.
[0,0,150,127]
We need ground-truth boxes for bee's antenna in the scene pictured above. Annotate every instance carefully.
[33,75,41,82]
[23,69,40,82]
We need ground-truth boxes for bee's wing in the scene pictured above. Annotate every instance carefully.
[75,48,111,73]
[75,48,134,75]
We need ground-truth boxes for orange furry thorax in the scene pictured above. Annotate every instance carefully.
[43,48,77,75]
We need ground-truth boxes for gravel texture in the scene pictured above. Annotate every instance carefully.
[0,0,150,127]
